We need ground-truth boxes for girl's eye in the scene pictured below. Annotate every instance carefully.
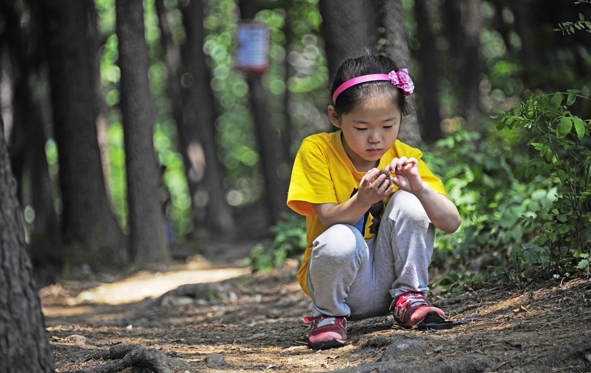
[383,125,394,129]
[355,127,368,131]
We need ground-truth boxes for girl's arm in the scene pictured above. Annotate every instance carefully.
[312,168,393,228]
[413,183,461,233]
[386,157,461,233]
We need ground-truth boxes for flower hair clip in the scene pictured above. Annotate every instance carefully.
[387,69,414,97]
[332,68,415,104]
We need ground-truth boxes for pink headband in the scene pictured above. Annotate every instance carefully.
[332,69,414,104]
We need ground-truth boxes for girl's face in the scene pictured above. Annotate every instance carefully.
[328,93,401,172]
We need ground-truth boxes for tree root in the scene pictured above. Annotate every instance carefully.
[329,355,497,373]
[65,344,171,373]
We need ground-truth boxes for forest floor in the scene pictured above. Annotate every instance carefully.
[41,240,591,373]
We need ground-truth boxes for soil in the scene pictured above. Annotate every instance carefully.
[41,241,591,373]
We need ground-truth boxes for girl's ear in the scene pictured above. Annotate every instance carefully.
[327,105,342,129]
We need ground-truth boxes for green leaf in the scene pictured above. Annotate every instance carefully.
[535,235,548,246]
[551,92,563,108]
[577,259,589,270]
[556,117,572,138]
[573,117,586,139]
[514,164,526,179]
[567,93,576,105]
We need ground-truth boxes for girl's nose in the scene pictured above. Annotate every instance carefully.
[368,131,381,143]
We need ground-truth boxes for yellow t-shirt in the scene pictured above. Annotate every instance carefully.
[287,130,446,295]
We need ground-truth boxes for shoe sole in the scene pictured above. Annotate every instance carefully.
[421,310,446,325]
[396,310,446,329]
[309,338,346,350]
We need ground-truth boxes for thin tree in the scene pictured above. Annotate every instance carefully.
[281,0,295,165]
[116,0,170,264]
[380,0,422,147]
[0,117,55,372]
[38,0,127,268]
[2,0,61,269]
[414,0,443,143]
[238,0,289,226]
[441,0,482,131]
[180,0,236,238]
[459,0,483,130]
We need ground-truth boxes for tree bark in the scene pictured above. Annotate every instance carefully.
[380,0,422,147]
[239,0,289,226]
[179,0,237,238]
[2,0,61,256]
[441,0,462,104]
[38,0,127,268]
[459,0,483,130]
[414,0,443,143]
[318,0,378,81]
[116,0,169,264]
[154,0,195,240]
[442,0,482,131]
[282,2,295,165]
[0,118,55,372]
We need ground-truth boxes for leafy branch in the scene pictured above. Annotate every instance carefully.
[555,12,591,35]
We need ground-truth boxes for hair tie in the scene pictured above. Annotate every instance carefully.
[332,69,414,104]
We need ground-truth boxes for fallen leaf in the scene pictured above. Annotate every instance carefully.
[512,305,529,314]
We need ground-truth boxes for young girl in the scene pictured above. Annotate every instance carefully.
[287,54,461,350]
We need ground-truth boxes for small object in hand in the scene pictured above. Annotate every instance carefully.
[376,169,392,186]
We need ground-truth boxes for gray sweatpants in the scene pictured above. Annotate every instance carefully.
[306,191,435,321]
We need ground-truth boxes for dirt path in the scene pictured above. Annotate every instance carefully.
[42,252,591,373]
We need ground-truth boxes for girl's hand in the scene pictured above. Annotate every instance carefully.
[385,157,425,194]
[358,168,394,205]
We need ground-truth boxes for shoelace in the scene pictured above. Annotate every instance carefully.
[316,317,337,328]
[406,297,429,308]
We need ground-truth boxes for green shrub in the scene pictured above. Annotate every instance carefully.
[495,91,591,276]
[248,213,307,272]
[424,127,555,276]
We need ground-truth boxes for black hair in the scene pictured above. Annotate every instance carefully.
[330,54,410,116]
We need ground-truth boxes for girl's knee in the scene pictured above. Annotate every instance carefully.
[388,191,430,225]
[312,224,365,260]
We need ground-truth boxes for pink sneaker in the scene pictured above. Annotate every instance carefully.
[303,315,347,349]
[392,292,446,328]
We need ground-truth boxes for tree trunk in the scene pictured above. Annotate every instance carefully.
[414,0,443,143]
[38,0,127,268]
[0,118,55,373]
[180,0,237,238]
[508,1,534,63]
[441,0,462,105]
[116,0,169,264]
[239,0,289,226]
[3,0,61,254]
[442,0,482,131]
[380,0,422,147]
[318,0,378,81]
[154,0,196,241]
[459,0,483,130]
[282,3,295,165]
